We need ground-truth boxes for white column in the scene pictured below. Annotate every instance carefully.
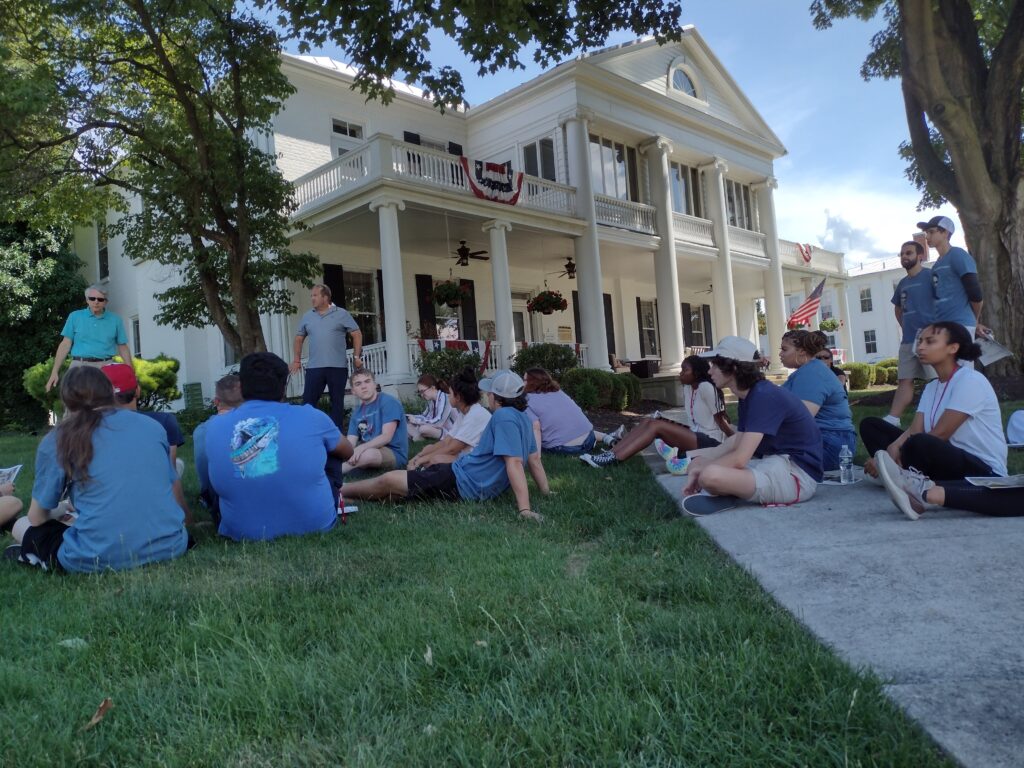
[641,135,683,374]
[836,282,854,362]
[483,219,514,367]
[700,156,737,340]
[369,195,411,383]
[562,108,611,370]
[753,177,787,373]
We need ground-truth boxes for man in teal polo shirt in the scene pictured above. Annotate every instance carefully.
[46,284,133,391]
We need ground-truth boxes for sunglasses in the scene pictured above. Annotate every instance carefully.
[815,354,832,361]
[87,296,107,302]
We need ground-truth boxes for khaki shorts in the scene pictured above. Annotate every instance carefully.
[745,455,818,506]
[376,446,398,469]
[897,342,936,381]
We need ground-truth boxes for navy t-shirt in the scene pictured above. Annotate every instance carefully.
[738,380,824,482]
[141,411,185,448]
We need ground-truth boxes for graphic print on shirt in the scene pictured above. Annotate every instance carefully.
[230,416,280,478]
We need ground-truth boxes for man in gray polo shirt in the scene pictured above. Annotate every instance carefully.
[290,284,362,429]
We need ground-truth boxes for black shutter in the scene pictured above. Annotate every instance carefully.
[636,297,646,357]
[681,302,693,347]
[403,131,421,145]
[448,141,463,156]
[702,304,713,347]
[459,279,477,339]
[323,264,345,308]
[376,269,386,342]
[603,293,615,357]
[572,290,582,344]
[415,274,437,339]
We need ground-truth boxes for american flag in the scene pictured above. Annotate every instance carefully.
[788,278,826,328]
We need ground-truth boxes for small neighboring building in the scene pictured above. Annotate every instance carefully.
[842,259,932,363]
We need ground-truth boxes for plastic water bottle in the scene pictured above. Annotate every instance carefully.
[839,444,854,485]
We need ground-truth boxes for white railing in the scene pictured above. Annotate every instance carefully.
[391,141,468,193]
[728,226,767,258]
[292,145,371,211]
[406,341,505,376]
[519,176,576,216]
[779,240,846,274]
[518,341,589,369]
[594,194,657,234]
[673,212,715,248]
[286,341,390,399]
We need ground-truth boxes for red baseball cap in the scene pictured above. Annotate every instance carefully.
[100,363,138,394]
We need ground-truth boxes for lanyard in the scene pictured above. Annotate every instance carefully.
[928,366,960,430]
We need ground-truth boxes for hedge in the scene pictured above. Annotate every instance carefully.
[873,365,890,386]
[510,343,579,380]
[886,367,899,385]
[840,362,870,390]
[560,369,641,411]
[876,357,899,369]
[414,348,482,386]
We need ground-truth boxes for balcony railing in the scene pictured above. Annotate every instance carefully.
[292,146,372,211]
[779,240,846,274]
[673,212,715,248]
[728,226,767,258]
[594,194,657,234]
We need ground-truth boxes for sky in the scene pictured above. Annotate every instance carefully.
[289,1,946,270]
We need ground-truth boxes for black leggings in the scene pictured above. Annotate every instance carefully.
[934,481,1024,515]
[858,417,996,481]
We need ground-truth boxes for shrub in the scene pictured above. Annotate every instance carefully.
[414,348,482,385]
[608,375,628,411]
[175,403,216,435]
[618,372,642,408]
[886,367,899,385]
[818,317,839,332]
[510,344,579,380]
[841,362,870,390]
[560,368,635,411]
[873,365,890,386]
[876,357,899,369]
[570,379,599,410]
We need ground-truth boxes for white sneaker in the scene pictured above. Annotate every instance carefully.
[604,425,626,446]
[874,450,935,520]
[882,414,901,427]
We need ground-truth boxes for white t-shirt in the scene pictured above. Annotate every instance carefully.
[447,403,491,449]
[917,367,1007,476]
[683,381,725,443]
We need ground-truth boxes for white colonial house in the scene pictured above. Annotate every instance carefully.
[842,259,930,363]
[74,27,857,406]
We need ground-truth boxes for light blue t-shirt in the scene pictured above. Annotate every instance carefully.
[452,407,536,500]
[296,305,359,368]
[781,359,854,434]
[207,400,341,541]
[193,418,212,496]
[347,393,408,467]
[60,308,128,359]
[32,409,187,573]
[891,268,935,343]
[930,246,978,327]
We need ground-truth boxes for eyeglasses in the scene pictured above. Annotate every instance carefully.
[86,296,107,303]
[416,388,430,396]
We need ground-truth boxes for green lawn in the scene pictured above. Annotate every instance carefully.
[0,427,956,766]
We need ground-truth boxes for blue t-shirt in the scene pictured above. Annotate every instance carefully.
[781,359,854,434]
[452,407,536,500]
[32,409,188,573]
[296,305,359,368]
[193,418,212,496]
[347,393,408,467]
[891,268,936,343]
[60,308,128,358]
[141,411,185,447]
[207,400,341,541]
[738,380,823,482]
[930,246,978,327]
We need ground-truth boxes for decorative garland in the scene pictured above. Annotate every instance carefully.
[460,157,524,205]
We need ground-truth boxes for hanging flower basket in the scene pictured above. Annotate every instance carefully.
[818,317,840,332]
[430,280,471,308]
[527,290,568,315]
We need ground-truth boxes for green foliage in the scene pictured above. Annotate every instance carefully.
[887,367,899,385]
[175,404,217,435]
[23,358,69,418]
[568,378,599,410]
[619,372,643,408]
[876,357,899,368]
[608,375,628,411]
[873,365,890,386]
[818,317,840,332]
[560,368,636,411]
[510,344,580,380]
[841,362,871,390]
[414,348,482,386]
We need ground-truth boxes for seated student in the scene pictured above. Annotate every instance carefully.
[406,374,454,441]
[5,366,189,572]
[409,367,490,469]
[815,347,849,390]
[579,355,731,471]
[343,370,549,521]
[193,373,242,527]
[679,336,823,516]
[205,353,354,541]
[523,367,621,455]
[778,330,857,471]
[0,481,24,537]
[100,363,191,522]
[343,368,409,474]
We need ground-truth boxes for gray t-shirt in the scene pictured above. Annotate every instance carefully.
[296,305,359,368]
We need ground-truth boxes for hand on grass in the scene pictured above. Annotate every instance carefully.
[519,509,544,523]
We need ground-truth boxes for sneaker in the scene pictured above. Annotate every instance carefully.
[665,456,690,476]
[580,452,618,469]
[653,438,677,461]
[882,414,902,427]
[3,544,22,562]
[646,410,663,420]
[681,493,741,517]
[604,425,626,446]
[874,450,935,520]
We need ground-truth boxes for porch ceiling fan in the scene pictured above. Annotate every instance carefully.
[697,283,713,294]
[452,240,489,266]
[546,256,576,279]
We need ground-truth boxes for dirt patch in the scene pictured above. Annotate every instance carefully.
[586,399,669,434]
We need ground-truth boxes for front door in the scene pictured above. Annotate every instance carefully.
[512,304,532,344]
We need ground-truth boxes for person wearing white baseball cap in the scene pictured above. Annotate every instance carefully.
[342,369,549,521]
[679,336,824,516]
[917,214,989,341]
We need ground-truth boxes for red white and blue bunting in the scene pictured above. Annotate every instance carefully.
[797,243,813,263]
[460,157,524,205]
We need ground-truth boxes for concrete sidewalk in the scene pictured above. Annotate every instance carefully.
[651,460,1024,768]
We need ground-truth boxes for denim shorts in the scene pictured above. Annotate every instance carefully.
[542,431,597,456]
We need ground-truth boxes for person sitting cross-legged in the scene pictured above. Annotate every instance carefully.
[406,374,454,441]
[679,337,824,517]
[205,352,354,541]
[408,367,491,469]
[343,370,549,521]
[343,367,409,474]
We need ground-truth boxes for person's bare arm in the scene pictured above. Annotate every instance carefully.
[929,409,970,442]
[27,498,51,525]
[117,343,134,370]
[886,412,925,466]
[714,411,734,438]
[349,329,363,365]
[527,449,549,495]
[46,337,73,391]
[172,479,193,525]
[504,456,542,521]
[801,400,821,417]
[894,306,903,328]
[329,436,354,462]
[290,335,305,374]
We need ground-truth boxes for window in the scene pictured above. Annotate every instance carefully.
[859,287,873,313]
[689,306,706,347]
[588,133,639,201]
[638,299,659,357]
[821,306,834,321]
[672,68,698,97]
[725,179,755,231]
[523,137,556,181]
[131,317,141,357]
[97,223,109,280]
[825,332,837,348]
[669,161,704,218]
[331,118,364,157]
[864,330,877,355]
[224,336,239,367]
[332,119,363,139]
[345,270,381,346]
[433,284,461,340]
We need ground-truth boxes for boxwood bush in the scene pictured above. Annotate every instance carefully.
[840,362,870,390]
[510,343,579,380]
